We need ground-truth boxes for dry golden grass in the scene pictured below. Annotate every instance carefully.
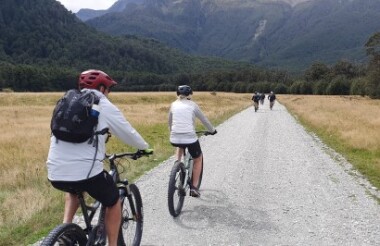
[111,92,251,124]
[1,187,48,226]
[0,91,251,242]
[278,95,380,190]
[278,95,380,150]
[1,92,380,244]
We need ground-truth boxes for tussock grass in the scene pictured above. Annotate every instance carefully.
[278,95,380,190]
[0,91,251,245]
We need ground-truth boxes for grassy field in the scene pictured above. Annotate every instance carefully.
[0,91,252,245]
[278,95,380,192]
[1,93,379,245]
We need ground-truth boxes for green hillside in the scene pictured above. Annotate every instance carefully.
[0,0,254,91]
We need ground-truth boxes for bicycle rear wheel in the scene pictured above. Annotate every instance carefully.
[118,184,143,246]
[168,161,186,217]
[40,223,87,246]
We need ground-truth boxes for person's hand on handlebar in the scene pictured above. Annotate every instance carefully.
[132,149,153,160]
[141,149,154,154]
[204,130,217,136]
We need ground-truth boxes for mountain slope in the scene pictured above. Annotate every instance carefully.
[76,0,142,21]
[260,0,380,69]
[83,0,380,71]
[0,0,250,75]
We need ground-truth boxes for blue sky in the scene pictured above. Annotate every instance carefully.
[56,0,118,13]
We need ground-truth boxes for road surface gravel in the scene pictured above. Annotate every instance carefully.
[137,101,380,246]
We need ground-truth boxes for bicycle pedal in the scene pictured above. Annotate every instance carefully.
[178,188,186,196]
[190,189,201,198]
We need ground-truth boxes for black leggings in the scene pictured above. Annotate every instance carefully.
[50,171,119,207]
[171,140,202,159]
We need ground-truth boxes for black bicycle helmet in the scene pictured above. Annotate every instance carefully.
[177,85,193,96]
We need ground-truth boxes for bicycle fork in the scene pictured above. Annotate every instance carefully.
[119,181,140,222]
[184,156,194,194]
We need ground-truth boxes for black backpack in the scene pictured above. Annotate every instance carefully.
[51,89,100,143]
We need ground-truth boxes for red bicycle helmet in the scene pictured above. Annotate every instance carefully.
[79,69,117,89]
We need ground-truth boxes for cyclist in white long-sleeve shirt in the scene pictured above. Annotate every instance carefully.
[168,85,217,197]
[46,69,152,246]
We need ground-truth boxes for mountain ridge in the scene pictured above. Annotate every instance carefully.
[78,0,380,71]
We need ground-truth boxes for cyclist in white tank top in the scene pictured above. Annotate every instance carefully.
[168,85,217,197]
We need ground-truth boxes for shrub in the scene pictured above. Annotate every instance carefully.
[273,83,288,94]
[350,77,367,96]
[326,76,351,95]
[312,80,329,95]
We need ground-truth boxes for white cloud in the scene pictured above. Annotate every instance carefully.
[56,0,118,13]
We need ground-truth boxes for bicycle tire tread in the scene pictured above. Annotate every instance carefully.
[168,161,186,217]
[40,223,87,246]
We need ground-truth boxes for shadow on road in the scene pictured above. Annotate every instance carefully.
[171,189,277,233]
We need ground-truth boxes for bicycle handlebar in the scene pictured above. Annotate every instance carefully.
[106,149,153,161]
[94,127,110,136]
[196,130,217,136]
[95,128,154,160]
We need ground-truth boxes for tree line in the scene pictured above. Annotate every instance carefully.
[1,37,379,99]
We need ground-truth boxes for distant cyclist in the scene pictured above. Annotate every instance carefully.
[251,91,261,112]
[168,85,217,197]
[260,93,265,105]
[268,91,276,110]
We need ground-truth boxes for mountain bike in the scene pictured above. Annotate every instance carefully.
[268,94,276,110]
[260,94,265,105]
[269,100,275,110]
[41,130,153,246]
[167,131,213,217]
[253,101,259,112]
[269,98,275,110]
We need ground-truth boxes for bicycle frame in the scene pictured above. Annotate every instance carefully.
[180,149,194,193]
[183,130,211,189]
[83,152,145,244]
[41,149,151,246]
[74,155,127,245]
[77,192,102,237]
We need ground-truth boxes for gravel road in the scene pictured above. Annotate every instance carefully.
[137,101,380,245]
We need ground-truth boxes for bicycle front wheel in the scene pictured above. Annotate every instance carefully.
[168,161,186,217]
[40,223,87,246]
[118,184,143,246]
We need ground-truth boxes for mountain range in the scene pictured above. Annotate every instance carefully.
[77,0,380,72]
[0,0,258,92]
[0,0,250,74]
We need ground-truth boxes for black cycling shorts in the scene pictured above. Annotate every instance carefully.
[171,140,202,159]
[50,171,119,207]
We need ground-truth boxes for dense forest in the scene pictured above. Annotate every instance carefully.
[0,0,379,98]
